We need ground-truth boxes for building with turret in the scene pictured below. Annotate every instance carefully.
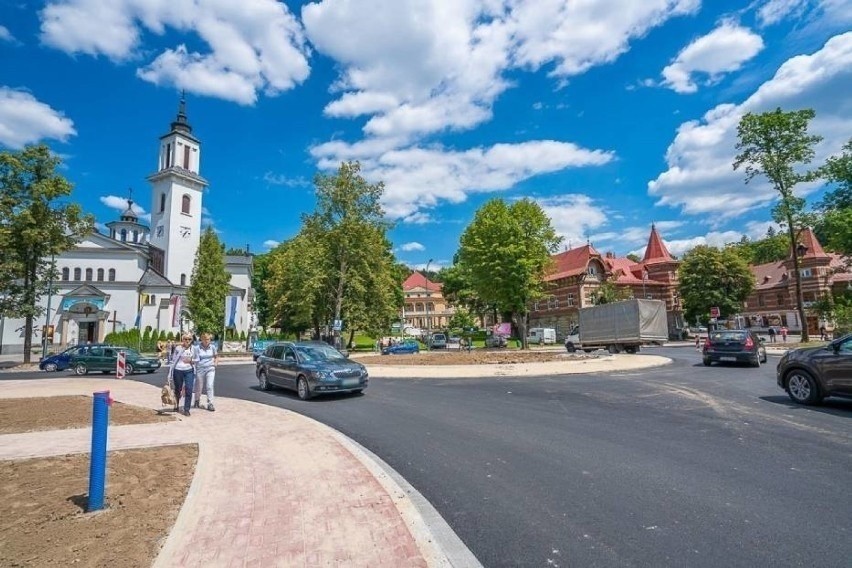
[0,97,254,355]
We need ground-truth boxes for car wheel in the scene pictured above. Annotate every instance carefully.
[761,348,768,364]
[703,358,711,366]
[43,362,58,372]
[74,363,88,375]
[751,354,761,368]
[565,342,576,353]
[258,370,270,391]
[785,370,822,405]
[297,376,312,401]
[125,363,134,375]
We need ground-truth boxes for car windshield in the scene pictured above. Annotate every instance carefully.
[295,344,346,362]
[710,331,747,342]
[123,349,141,357]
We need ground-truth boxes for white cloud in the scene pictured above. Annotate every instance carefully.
[99,194,151,222]
[0,88,76,148]
[756,0,809,26]
[39,0,310,105]
[263,239,280,249]
[537,195,610,250]
[662,21,764,94]
[0,25,16,43]
[311,139,614,220]
[263,172,310,187]
[400,242,425,252]
[649,32,852,218]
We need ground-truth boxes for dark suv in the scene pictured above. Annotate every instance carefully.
[702,329,767,367]
[777,333,852,405]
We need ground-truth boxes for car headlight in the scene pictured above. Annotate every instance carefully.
[310,370,333,380]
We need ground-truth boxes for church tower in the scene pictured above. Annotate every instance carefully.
[147,94,207,287]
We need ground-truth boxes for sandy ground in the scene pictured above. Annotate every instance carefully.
[0,398,196,568]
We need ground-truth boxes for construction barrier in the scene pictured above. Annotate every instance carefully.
[116,350,126,379]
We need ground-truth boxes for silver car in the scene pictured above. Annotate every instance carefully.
[255,341,368,400]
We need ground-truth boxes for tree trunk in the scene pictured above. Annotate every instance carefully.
[23,315,33,364]
[332,257,347,350]
[788,224,810,342]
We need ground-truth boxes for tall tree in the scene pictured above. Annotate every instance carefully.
[457,198,562,348]
[734,108,822,341]
[678,245,754,326]
[186,227,231,334]
[0,144,93,362]
[249,252,271,330]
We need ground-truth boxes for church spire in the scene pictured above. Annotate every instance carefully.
[170,90,192,135]
[642,223,674,263]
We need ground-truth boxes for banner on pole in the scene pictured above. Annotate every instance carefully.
[170,295,182,327]
[224,296,239,328]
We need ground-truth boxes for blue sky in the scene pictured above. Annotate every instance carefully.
[1,0,850,269]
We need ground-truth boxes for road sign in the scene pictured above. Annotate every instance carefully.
[710,306,720,318]
[116,350,126,379]
[332,319,343,332]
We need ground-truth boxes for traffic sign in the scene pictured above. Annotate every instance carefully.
[710,306,720,318]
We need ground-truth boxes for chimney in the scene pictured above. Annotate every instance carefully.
[605,251,614,259]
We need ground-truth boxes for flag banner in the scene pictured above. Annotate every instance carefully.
[170,295,182,327]
[224,296,239,328]
[134,310,142,329]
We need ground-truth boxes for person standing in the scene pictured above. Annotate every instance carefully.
[193,332,219,411]
[168,334,198,416]
[780,326,788,342]
[768,326,776,343]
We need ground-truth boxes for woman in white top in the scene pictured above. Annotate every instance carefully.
[193,332,219,411]
[168,333,198,416]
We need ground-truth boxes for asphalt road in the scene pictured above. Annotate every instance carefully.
[7,347,852,567]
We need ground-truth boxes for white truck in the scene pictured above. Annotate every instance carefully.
[527,327,557,345]
[564,299,669,354]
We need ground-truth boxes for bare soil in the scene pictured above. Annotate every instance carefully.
[0,396,174,435]
[0,398,196,568]
[353,348,598,366]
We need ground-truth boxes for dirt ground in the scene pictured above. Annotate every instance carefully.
[352,348,598,366]
[0,398,196,568]
[0,396,174,435]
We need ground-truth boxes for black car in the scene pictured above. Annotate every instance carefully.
[255,341,368,400]
[776,333,852,405]
[702,329,767,367]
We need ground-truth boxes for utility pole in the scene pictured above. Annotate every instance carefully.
[42,255,55,359]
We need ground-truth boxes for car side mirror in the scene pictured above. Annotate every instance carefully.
[758,337,765,343]
[340,350,349,358]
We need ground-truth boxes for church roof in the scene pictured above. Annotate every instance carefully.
[138,267,173,287]
[642,224,674,264]
[160,92,200,143]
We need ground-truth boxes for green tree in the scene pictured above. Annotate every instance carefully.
[457,198,562,348]
[626,253,641,263]
[815,139,852,255]
[729,231,789,265]
[186,226,232,334]
[734,108,822,341]
[0,144,93,362]
[594,281,631,305]
[250,252,272,329]
[439,257,494,326]
[678,246,755,325]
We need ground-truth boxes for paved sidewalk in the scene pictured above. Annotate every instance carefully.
[0,379,477,567]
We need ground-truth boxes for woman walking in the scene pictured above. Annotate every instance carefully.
[169,333,198,416]
[193,333,219,411]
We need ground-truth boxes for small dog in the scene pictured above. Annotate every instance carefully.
[161,383,176,407]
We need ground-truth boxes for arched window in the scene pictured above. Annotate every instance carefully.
[85,268,92,281]
[62,267,69,281]
[180,273,187,286]
[74,268,81,281]
[181,194,191,214]
[108,268,116,282]
[97,268,104,281]
[148,294,156,306]
[132,230,138,242]
[120,228,127,241]
[159,193,166,213]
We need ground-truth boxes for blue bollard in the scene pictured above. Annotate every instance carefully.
[87,390,112,512]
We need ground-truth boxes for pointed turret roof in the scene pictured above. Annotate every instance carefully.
[792,227,829,259]
[171,91,192,135]
[642,224,674,264]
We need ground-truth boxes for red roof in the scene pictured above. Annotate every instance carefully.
[642,224,674,264]
[751,260,789,290]
[403,271,442,292]
[794,227,829,259]
[545,245,600,281]
[604,256,646,284]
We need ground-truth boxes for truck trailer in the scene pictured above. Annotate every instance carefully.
[564,299,669,354]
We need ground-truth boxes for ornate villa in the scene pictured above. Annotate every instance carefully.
[402,272,454,332]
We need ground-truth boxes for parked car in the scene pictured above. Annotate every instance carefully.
[71,345,161,375]
[382,339,420,355]
[777,333,852,405]
[255,341,368,400]
[702,329,767,367]
[39,344,105,372]
[428,333,448,349]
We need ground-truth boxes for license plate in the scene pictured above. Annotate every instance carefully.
[341,378,360,387]
[720,356,736,362]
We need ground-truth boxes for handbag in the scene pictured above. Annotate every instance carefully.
[161,382,176,406]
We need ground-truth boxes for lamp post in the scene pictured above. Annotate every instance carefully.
[425,258,433,351]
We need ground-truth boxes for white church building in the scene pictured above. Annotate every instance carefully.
[0,97,254,354]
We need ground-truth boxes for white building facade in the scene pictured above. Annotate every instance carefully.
[0,97,254,355]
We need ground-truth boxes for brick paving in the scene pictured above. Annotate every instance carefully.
[0,379,452,567]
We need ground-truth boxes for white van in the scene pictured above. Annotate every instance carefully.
[527,327,556,345]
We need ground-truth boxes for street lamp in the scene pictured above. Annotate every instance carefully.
[425,258,433,351]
